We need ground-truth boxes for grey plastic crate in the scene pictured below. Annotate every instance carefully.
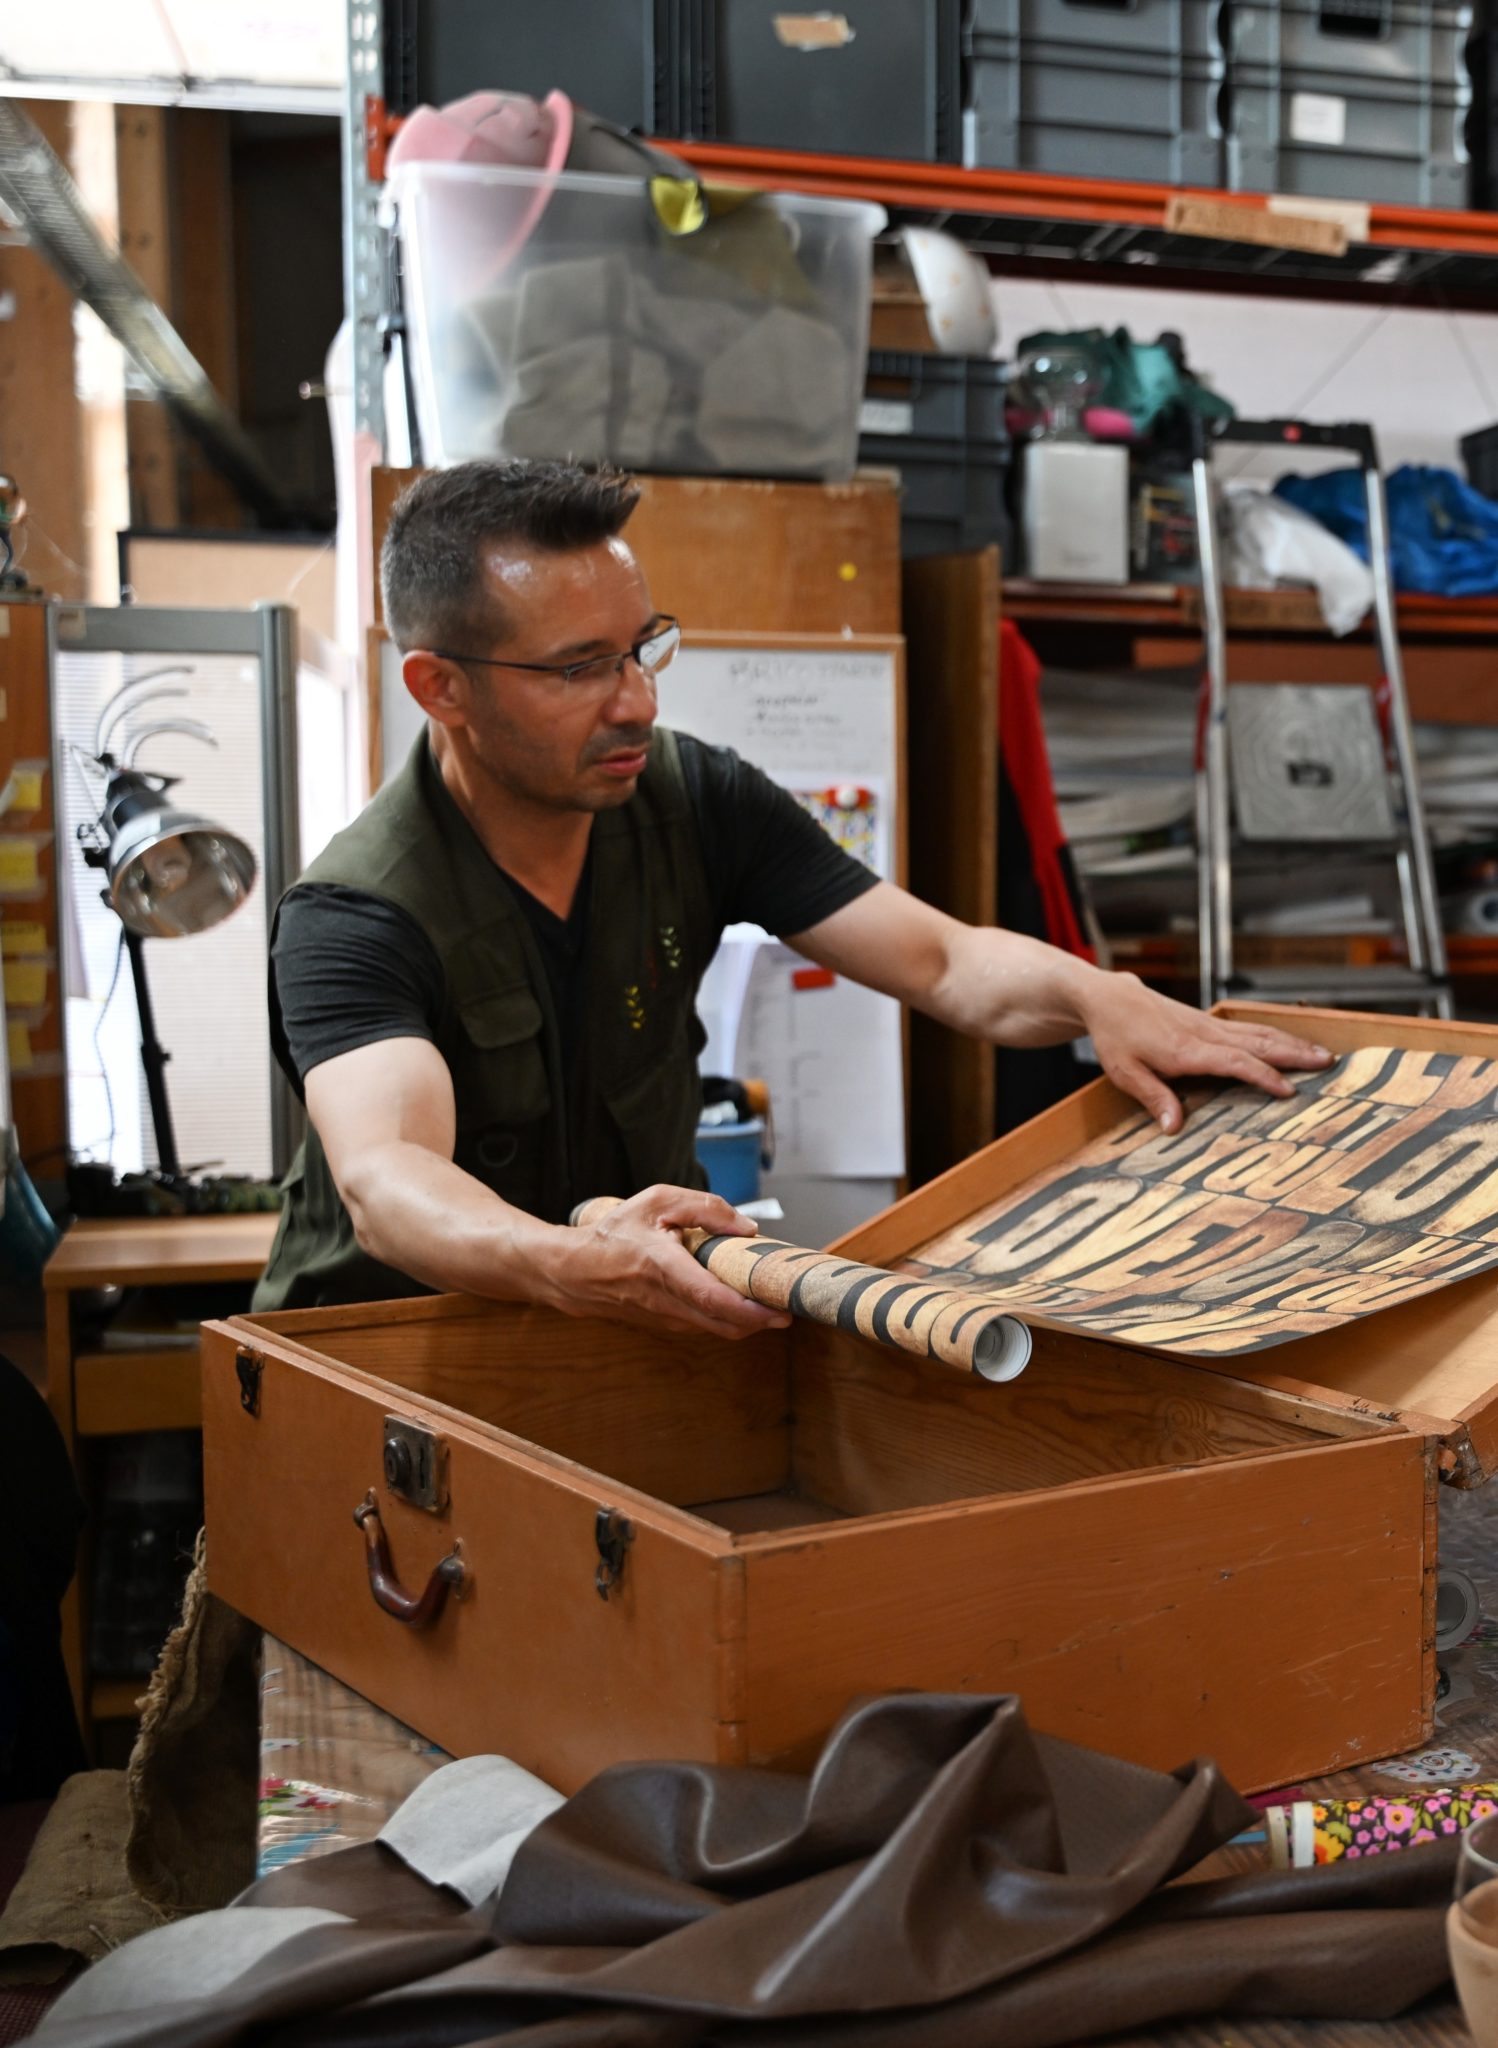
[858,352,1011,558]
[683,0,963,162]
[965,1,1226,185]
[1228,2,1473,95]
[385,0,683,134]
[1228,68,1470,205]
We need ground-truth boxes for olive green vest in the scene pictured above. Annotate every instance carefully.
[254,729,715,1310]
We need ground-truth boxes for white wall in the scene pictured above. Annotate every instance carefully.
[993,275,1498,479]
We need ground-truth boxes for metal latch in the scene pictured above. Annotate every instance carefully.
[235,1349,263,1416]
[382,1416,446,1512]
[595,1507,634,1601]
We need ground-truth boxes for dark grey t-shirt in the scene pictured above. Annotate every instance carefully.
[270,734,879,1095]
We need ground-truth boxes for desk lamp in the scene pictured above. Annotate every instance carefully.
[79,672,257,1180]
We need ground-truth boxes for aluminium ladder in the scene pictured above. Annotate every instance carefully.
[1191,416,1452,1020]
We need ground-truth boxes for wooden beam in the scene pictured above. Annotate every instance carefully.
[902,548,1001,1181]
[171,110,243,529]
[0,102,86,601]
[114,105,182,530]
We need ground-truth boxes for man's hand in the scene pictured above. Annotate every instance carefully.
[542,1184,792,1341]
[787,885,1336,1132]
[1079,973,1333,1133]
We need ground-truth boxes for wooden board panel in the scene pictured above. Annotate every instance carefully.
[258,1300,792,1509]
[74,1348,201,1436]
[902,548,1000,1185]
[370,467,902,636]
[789,1319,1352,1518]
[44,1215,279,1290]
[0,599,66,1171]
[202,1324,742,1790]
[837,1006,1498,1472]
[740,1431,1433,1793]
[0,104,86,603]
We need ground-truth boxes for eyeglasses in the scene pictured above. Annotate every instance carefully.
[432,617,681,690]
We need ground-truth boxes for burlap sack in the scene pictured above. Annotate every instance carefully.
[124,1534,260,1915]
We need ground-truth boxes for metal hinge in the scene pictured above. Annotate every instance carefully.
[382,1416,447,1513]
[595,1508,634,1601]
[235,1349,263,1417]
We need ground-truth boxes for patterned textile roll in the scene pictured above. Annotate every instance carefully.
[1266,1788,1498,1867]
[569,1198,1032,1380]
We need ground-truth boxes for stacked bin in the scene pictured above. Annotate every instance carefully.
[857,351,1011,558]
[681,0,965,162]
[1225,0,1474,208]
[384,0,684,135]
[963,0,1227,186]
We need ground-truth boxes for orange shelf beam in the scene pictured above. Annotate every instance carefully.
[668,140,1498,261]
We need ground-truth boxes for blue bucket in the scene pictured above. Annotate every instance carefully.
[694,1117,765,1208]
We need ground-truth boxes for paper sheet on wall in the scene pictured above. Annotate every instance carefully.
[733,941,904,1179]
[657,640,905,1183]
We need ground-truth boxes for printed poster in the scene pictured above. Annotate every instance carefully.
[904,1045,1498,1356]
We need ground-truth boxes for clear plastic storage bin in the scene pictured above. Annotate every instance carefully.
[388,162,885,479]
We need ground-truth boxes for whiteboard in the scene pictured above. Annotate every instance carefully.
[657,636,901,837]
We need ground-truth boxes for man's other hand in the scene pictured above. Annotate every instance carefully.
[545,1184,792,1340]
[1082,975,1334,1134]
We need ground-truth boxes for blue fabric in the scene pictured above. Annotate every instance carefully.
[1275,464,1498,597]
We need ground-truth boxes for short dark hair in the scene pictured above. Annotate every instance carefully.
[380,459,642,652]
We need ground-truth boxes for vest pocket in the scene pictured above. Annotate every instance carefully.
[451,988,553,1208]
[454,989,551,1120]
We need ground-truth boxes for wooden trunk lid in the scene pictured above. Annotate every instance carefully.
[836,1003,1498,1484]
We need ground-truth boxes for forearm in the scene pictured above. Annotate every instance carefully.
[337,1139,568,1302]
[923,921,1114,1048]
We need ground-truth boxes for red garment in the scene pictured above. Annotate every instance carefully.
[999,619,1096,963]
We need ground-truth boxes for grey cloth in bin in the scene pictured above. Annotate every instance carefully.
[449,197,855,478]
[503,335,673,470]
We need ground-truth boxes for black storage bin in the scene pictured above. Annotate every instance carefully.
[1473,26,1498,212]
[683,0,963,162]
[1462,423,1498,502]
[386,0,682,135]
[859,352,1011,558]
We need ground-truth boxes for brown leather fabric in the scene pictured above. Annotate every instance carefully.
[34,1694,1455,2048]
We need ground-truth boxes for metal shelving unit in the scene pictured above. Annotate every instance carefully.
[342,7,1498,432]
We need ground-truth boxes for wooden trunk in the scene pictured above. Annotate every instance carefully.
[208,1005,1498,1795]
[204,997,1489,1798]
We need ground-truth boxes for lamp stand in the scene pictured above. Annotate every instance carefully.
[123,927,181,1179]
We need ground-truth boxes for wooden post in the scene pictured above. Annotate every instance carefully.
[114,105,182,531]
[903,548,1001,1182]
[0,102,87,601]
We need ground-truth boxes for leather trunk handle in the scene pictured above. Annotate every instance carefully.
[353,1492,465,1625]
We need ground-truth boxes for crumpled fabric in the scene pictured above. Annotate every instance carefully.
[1277,462,1498,597]
[33,1692,1456,2048]
[1223,482,1375,636]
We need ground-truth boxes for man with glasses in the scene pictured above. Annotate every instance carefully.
[256,458,1328,1329]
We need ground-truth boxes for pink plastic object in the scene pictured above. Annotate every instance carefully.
[387,88,573,174]
[387,89,576,298]
[1084,405,1137,442]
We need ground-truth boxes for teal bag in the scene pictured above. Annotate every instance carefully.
[1017,326,1235,436]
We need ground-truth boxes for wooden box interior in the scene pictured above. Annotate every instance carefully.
[266,1298,1383,1537]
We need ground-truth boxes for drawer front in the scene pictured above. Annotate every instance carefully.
[201,1329,736,1792]
[740,1431,1432,1793]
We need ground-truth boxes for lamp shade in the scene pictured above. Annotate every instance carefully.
[102,772,257,939]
